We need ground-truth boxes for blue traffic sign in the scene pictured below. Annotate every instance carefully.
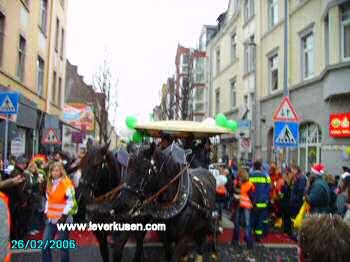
[238,120,251,129]
[0,92,19,115]
[274,121,299,148]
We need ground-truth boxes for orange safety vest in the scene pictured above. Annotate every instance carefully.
[47,177,74,219]
[0,191,11,262]
[240,181,255,209]
[216,185,227,195]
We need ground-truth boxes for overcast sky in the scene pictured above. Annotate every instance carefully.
[67,0,228,130]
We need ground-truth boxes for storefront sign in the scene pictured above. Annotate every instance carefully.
[330,113,350,137]
[11,129,25,157]
[63,103,95,131]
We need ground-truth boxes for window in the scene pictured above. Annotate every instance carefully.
[0,12,5,66]
[215,89,220,113]
[250,93,255,108]
[298,122,322,172]
[181,54,189,73]
[195,58,204,83]
[244,95,248,107]
[60,28,65,59]
[301,32,314,80]
[40,0,48,32]
[55,18,60,52]
[325,17,329,65]
[230,80,237,109]
[231,33,237,62]
[216,48,220,75]
[269,53,279,92]
[58,77,62,107]
[17,36,26,82]
[234,0,240,14]
[36,56,45,96]
[195,88,204,103]
[341,4,350,61]
[244,35,255,73]
[51,71,57,103]
[244,0,255,23]
[268,0,279,29]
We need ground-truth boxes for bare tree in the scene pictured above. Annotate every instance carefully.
[92,59,118,144]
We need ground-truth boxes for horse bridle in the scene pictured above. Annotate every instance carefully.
[79,155,109,197]
[121,152,173,206]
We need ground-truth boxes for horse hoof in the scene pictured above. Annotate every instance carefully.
[195,255,203,262]
[211,253,219,262]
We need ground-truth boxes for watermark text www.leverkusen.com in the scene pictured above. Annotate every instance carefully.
[57,222,166,232]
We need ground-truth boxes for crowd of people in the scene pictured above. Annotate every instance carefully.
[213,159,350,253]
[0,149,85,262]
[1,145,350,261]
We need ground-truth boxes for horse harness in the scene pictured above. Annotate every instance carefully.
[92,147,212,220]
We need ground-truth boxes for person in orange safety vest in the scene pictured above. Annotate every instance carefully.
[42,162,77,262]
[231,168,255,249]
[0,191,11,262]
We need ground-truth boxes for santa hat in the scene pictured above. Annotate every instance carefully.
[311,163,325,176]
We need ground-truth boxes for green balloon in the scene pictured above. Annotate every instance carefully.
[215,114,227,127]
[230,120,238,133]
[133,131,142,144]
[226,120,235,130]
[126,116,137,129]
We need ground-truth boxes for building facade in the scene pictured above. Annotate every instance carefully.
[207,0,350,174]
[258,0,350,174]
[0,0,68,157]
[207,0,257,161]
[174,44,210,122]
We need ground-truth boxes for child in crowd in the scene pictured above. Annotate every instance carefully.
[42,162,77,262]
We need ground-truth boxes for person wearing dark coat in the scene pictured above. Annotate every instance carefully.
[289,166,307,217]
[305,164,331,214]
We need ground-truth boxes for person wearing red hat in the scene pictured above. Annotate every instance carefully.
[305,164,332,214]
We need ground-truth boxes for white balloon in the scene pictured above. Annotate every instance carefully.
[201,117,216,126]
[119,126,135,137]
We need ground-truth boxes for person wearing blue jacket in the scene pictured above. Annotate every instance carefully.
[250,160,271,241]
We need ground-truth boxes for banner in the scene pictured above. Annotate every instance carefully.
[63,103,95,131]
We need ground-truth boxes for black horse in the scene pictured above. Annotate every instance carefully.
[116,143,218,262]
[77,143,148,262]
[77,143,121,262]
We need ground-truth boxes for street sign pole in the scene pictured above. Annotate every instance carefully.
[4,115,9,164]
[284,0,290,166]
[0,92,20,163]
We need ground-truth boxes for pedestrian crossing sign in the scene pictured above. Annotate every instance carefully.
[274,121,299,148]
[273,96,299,122]
[0,93,19,115]
[42,128,61,145]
